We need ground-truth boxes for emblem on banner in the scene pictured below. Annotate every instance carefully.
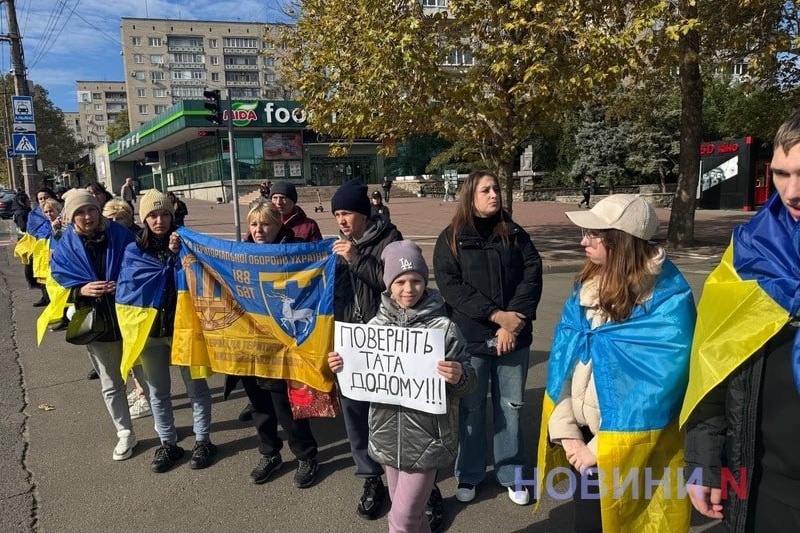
[182,255,244,330]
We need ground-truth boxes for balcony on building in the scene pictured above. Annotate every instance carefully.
[222,47,259,55]
[169,61,206,70]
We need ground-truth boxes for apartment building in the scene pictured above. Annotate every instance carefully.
[75,81,127,147]
[120,18,292,128]
[62,111,81,141]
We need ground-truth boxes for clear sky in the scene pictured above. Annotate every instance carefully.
[6,0,291,114]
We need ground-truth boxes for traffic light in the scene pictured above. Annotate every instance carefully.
[203,89,222,125]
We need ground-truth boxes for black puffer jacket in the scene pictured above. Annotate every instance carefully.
[684,324,795,533]
[432,213,542,355]
[367,290,476,470]
[334,216,402,324]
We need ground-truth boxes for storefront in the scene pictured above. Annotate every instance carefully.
[104,100,383,200]
[698,136,771,211]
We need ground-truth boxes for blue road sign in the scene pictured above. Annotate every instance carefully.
[12,96,34,123]
[12,133,37,155]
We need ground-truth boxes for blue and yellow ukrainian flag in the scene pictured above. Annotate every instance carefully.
[13,207,51,268]
[36,222,134,344]
[537,260,696,532]
[681,193,799,425]
[173,227,337,392]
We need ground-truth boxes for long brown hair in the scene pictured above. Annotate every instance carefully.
[577,229,661,322]
[447,170,509,256]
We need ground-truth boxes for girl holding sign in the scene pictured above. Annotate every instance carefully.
[329,240,475,533]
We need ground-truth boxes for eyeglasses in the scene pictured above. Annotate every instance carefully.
[581,228,603,241]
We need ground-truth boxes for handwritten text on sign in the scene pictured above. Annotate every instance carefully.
[334,321,446,414]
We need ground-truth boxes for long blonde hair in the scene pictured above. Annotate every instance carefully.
[577,229,660,322]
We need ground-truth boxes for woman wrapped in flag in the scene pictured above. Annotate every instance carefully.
[37,190,138,461]
[537,195,696,533]
[115,189,217,473]
[14,187,58,307]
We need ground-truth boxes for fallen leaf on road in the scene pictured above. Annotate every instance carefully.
[37,404,56,411]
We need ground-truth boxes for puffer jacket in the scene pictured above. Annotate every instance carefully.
[433,212,542,355]
[283,206,322,242]
[334,216,402,324]
[684,324,795,533]
[366,290,476,470]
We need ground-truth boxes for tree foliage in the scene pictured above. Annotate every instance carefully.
[106,111,130,142]
[279,0,666,213]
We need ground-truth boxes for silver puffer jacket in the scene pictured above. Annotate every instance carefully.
[367,289,476,471]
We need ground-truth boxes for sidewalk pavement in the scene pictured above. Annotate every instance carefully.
[178,195,753,274]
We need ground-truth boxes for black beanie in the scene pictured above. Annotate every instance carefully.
[270,181,297,203]
[331,180,370,216]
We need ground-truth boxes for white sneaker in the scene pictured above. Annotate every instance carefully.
[507,486,530,505]
[455,483,476,503]
[129,397,151,420]
[112,429,137,461]
[126,389,141,406]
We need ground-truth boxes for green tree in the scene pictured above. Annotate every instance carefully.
[106,111,130,142]
[279,0,666,213]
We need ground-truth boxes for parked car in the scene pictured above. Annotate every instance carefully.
[0,191,16,219]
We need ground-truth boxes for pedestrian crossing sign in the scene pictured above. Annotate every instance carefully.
[12,133,37,155]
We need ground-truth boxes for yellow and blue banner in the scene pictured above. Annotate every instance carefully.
[13,207,50,266]
[173,227,337,392]
[680,192,798,425]
[537,259,696,532]
[36,222,134,344]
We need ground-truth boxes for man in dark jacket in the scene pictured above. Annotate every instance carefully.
[683,110,800,532]
[270,181,322,242]
[12,186,30,231]
[330,180,402,519]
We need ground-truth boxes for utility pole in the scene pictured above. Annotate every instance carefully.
[3,0,38,196]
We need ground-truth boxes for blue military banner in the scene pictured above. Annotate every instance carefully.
[173,227,337,392]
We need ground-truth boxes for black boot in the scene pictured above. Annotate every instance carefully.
[32,287,49,307]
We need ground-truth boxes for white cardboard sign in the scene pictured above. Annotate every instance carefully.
[334,321,446,414]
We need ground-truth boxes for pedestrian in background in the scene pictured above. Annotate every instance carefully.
[578,178,595,208]
[541,195,695,533]
[270,181,322,242]
[120,177,136,213]
[382,176,392,203]
[167,191,188,227]
[433,170,543,506]
[370,191,390,221]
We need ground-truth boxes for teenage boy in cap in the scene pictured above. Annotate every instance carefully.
[330,179,402,519]
[270,181,322,242]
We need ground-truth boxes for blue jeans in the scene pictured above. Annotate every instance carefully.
[454,346,530,487]
[139,337,212,444]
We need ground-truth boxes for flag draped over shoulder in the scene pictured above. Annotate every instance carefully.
[537,259,696,533]
[36,222,134,344]
[174,227,337,392]
[680,193,798,425]
[13,207,50,266]
[115,243,171,378]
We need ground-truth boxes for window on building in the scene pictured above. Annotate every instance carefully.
[138,105,149,115]
[92,92,102,99]
[209,38,217,48]
[97,135,106,143]
[149,37,162,47]
[210,56,219,65]
[94,104,104,110]
[133,71,146,81]
[97,125,105,131]
[173,87,204,98]
[137,88,146,97]
[149,54,164,64]
[154,105,168,114]
[153,89,168,98]
[94,114,104,121]
[733,62,748,76]
[444,48,474,66]
[134,54,144,64]
[132,36,141,46]
[151,71,166,82]
[422,0,447,5]
[211,72,220,82]
[264,56,275,67]
[191,71,206,80]
[265,72,276,82]
[222,37,259,49]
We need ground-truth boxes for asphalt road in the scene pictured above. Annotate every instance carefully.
[0,198,738,533]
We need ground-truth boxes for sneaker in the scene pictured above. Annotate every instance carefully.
[188,441,217,470]
[425,483,445,533]
[112,429,137,461]
[293,458,319,488]
[250,454,283,484]
[357,476,386,520]
[455,482,476,503]
[127,389,141,406]
[129,397,152,420]
[238,402,254,422]
[507,486,530,505]
[151,442,185,473]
